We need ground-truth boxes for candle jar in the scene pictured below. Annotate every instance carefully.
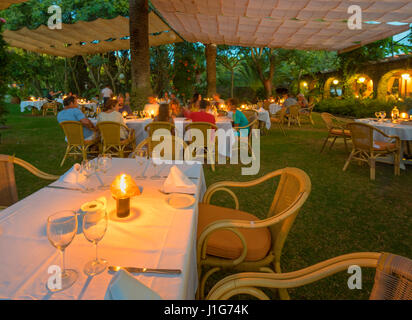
[110,174,140,218]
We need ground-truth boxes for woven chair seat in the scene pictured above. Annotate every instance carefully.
[331,129,351,136]
[197,204,271,262]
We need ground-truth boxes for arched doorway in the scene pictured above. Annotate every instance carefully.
[377,69,412,100]
[324,77,343,98]
[348,74,373,99]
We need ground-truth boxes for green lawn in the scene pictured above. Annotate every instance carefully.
[1,103,411,300]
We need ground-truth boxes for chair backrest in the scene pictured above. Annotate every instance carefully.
[97,121,122,145]
[0,154,59,207]
[144,122,175,156]
[289,105,300,117]
[346,122,374,151]
[320,113,335,130]
[185,122,218,152]
[134,135,188,161]
[243,110,258,122]
[59,121,85,145]
[267,167,311,269]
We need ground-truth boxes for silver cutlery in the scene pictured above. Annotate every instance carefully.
[108,265,181,275]
[158,189,195,195]
[46,185,95,193]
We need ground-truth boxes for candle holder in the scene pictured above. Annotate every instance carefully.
[110,174,140,218]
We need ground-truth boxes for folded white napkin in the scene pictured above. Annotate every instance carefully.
[104,269,162,300]
[60,163,86,184]
[162,165,196,194]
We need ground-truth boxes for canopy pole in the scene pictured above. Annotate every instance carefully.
[129,0,153,110]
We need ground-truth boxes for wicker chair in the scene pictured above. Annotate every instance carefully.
[96,121,136,158]
[207,252,412,300]
[299,103,314,125]
[270,108,287,136]
[0,154,59,210]
[134,134,188,161]
[320,112,351,153]
[143,122,175,157]
[343,122,401,180]
[196,167,311,299]
[42,102,58,116]
[184,122,218,171]
[59,121,100,167]
[233,118,260,156]
[286,105,301,127]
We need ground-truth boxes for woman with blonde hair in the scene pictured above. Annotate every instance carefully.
[97,99,128,140]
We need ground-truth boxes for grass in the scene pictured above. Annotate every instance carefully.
[1,103,411,300]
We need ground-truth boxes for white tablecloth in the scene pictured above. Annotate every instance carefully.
[0,158,206,300]
[356,119,412,141]
[20,100,48,112]
[56,100,98,112]
[257,109,271,129]
[269,104,282,115]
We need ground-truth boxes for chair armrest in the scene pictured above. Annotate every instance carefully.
[234,119,258,131]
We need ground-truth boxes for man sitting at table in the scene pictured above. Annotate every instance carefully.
[227,98,249,137]
[97,99,128,140]
[57,96,97,141]
[143,95,160,116]
[282,92,298,114]
[187,100,216,125]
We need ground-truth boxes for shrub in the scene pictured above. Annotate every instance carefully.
[315,98,399,118]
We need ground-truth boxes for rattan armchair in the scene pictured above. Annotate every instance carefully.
[196,167,311,300]
[97,121,136,158]
[143,122,175,157]
[0,154,59,209]
[233,118,260,156]
[42,102,58,116]
[320,112,351,153]
[207,252,412,300]
[270,108,287,136]
[299,103,315,126]
[184,122,218,171]
[286,105,301,127]
[134,134,188,161]
[343,122,401,180]
[59,121,99,167]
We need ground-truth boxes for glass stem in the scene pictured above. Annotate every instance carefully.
[61,248,66,272]
[95,242,99,262]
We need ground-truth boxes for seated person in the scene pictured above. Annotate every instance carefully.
[117,93,133,115]
[189,93,202,112]
[97,99,128,140]
[57,96,97,141]
[297,93,309,113]
[143,95,160,116]
[227,98,249,137]
[282,92,298,114]
[170,98,184,118]
[187,100,216,125]
[46,90,61,102]
[212,93,224,106]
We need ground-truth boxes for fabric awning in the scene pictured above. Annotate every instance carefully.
[0,0,27,11]
[151,0,411,52]
[3,13,182,57]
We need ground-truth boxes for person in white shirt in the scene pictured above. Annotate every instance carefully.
[143,95,160,116]
[97,98,128,140]
[100,85,113,104]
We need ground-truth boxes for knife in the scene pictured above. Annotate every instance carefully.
[45,185,83,191]
[108,266,181,275]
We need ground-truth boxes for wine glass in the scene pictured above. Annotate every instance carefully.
[97,154,112,190]
[375,111,381,121]
[150,156,161,180]
[47,210,78,291]
[82,203,108,276]
[381,111,386,121]
[135,149,147,179]
[80,160,96,192]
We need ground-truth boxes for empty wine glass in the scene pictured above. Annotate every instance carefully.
[82,202,108,276]
[80,159,96,192]
[151,156,161,180]
[381,111,386,121]
[135,149,147,179]
[47,210,78,291]
[375,111,381,121]
[97,154,112,190]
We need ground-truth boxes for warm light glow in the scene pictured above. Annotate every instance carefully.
[401,73,410,80]
[120,174,127,195]
[122,111,128,118]
[400,112,408,119]
[111,173,140,199]
[333,79,339,85]
[151,110,154,115]
[358,77,366,83]
[302,82,308,87]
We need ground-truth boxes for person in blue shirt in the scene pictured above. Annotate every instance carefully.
[227,98,249,137]
[57,95,97,140]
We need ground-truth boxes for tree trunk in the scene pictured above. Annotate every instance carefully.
[205,43,217,97]
[263,79,272,98]
[129,0,152,110]
[68,57,81,95]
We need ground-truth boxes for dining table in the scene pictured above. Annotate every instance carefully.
[355,118,412,169]
[0,158,206,300]
[269,103,282,115]
[20,99,48,113]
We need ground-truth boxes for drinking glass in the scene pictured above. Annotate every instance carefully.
[47,210,78,291]
[381,111,386,121]
[375,111,381,121]
[81,159,96,192]
[135,149,147,179]
[97,154,112,190]
[82,203,108,276]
